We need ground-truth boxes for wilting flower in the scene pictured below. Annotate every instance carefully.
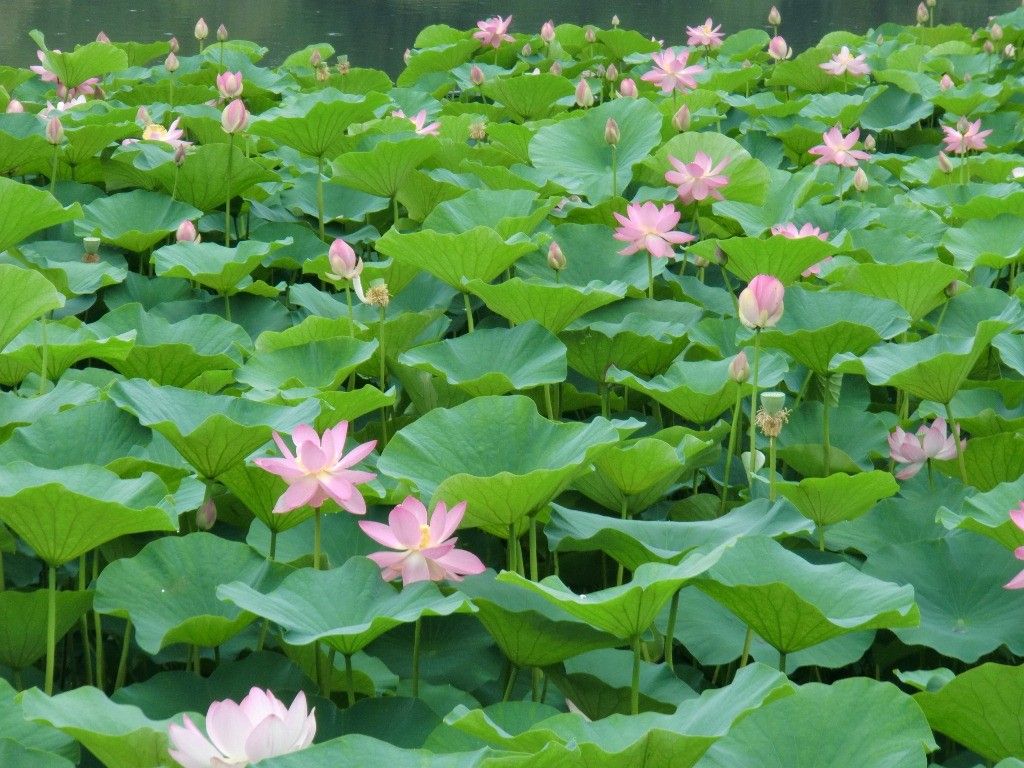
[392,109,440,136]
[686,18,724,48]
[618,78,638,98]
[474,15,514,48]
[176,220,200,243]
[613,201,695,259]
[809,124,871,168]
[359,497,486,585]
[640,49,704,94]
[540,19,555,43]
[216,71,244,99]
[666,152,731,204]
[941,118,991,154]
[771,222,831,276]
[819,46,871,76]
[168,688,315,768]
[888,418,963,480]
[1005,502,1024,589]
[768,36,792,61]
[737,274,785,329]
[729,350,750,382]
[327,238,362,280]
[221,99,249,134]
[253,422,377,515]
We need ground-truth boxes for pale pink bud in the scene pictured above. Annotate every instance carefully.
[522,43,533,56]
[768,6,782,26]
[612,14,621,27]
[547,241,566,270]
[729,350,750,382]
[938,151,953,173]
[585,26,597,43]
[216,71,244,99]
[737,274,785,329]
[196,499,216,530]
[939,73,954,90]
[217,24,228,42]
[174,143,187,166]
[863,133,876,151]
[220,98,249,134]
[991,23,1004,41]
[541,20,555,43]
[169,36,180,54]
[45,117,64,145]
[853,167,869,192]
[176,220,200,243]
[470,64,485,86]
[604,117,620,146]
[618,78,637,98]
[96,31,111,44]
[194,17,208,41]
[575,79,594,108]
[916,3,929,24]
[328,238,362,280]
[767,35,791,60]
[6,100,24,114]
[984,40,995,54]
[945,281,960,297]
[605,63,618,81]
[672,104,691,132]
[550,61,562,76]
[1005,44,1016,58]
[310,50,322,67]
[403,48,412,65]
[164,52,179,72]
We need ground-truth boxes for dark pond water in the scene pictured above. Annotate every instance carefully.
[1,0,1016,74]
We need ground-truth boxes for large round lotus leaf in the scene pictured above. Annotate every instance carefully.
[690,235,836,284]
[0,589,91,670]
[94,533,287,653]
[0,320,133,385]
[933,431,1024,492]
[76,190,201,253]
[913,663,1024,763]
[0,264,65,353]
[142,142,279,212]
[0,379,97,442]
[941,475,1024,551]
[694,678,936,768]
[378,395,620,534]
[237,337,378,398]
[422,189,552,240]
[14,240,128,297]
[333,135,440,198]
[833,261,962,322]
[281,178,389,227]
[942,215,1024,271]
[399,321,566,397]
[0,741,73,768]
[457,573,619,667]
[481,73,575,121]
[0,463,177,566]
[463,277,627,334]
[0,678,78,762]
[108,378,320,479]
[756,288,910,373]
[516,223,653,293]
[546,500,811,572]
[30,33,128,86]
[862,532,1024,662]
[0,114,56,175]
[643,131,770,205]
[695,536,919,654]
[777,471,899,529]
[0,178,82,254]
[217,556,472,656]
[529,97,662,203]
[253,734,482,768]
[62,122,137,167]
[152,240,283,296]
[776,402,895,476]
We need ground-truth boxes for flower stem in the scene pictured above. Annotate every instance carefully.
[611,144,618,198]
[313,510,322,570]
[747,331,762,493]
[344,653,356,706]
[944,402,968,485]
[38,313,49,395]
[345,285,354,336]
[93,551,105,690]
[169,75,175,109]
[528,517,539,581]
[378,306,388,443]
[463,292,475,332]
[49,145,59,196]
[820,373,832,476]
[630,634,641,715]
[502,665,518,702]
[739,626,753,667]
[412,618,421,698]
[647,253,654,299]
[225,134,235,247]
[78,554,94,687]
[769,437,777,502]
[543,384,555,420]
[664,590,680,673]
[45,564,56,695]
[114,620,132,692]
[316,155,326,242]
[720,386,743,513]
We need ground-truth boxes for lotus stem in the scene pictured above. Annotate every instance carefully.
[316,155,326,242]
[747,331,762,493]
[78,554,94,686]
[739,626,753,667]
[647,253,654,299]
[532,667,542,703]
[0,548,4,591]
[543,384,555,420]
[322,648,334,700]
[269,530,277,561]
[616,497,629,586]
[720,386,743,514]
[412,618,422,698]
[944,401,969,485]
[502,664,518,702]
[345,285,354,337]
[529,517,539,581]
[664,590,680,673]
[630,634,641,715]
[463,292,475,332]
[49,144,59,196]
[45,564,56,695]
[223,293,232,322]
[38,313,49,395]
[610,144,618,198]
[168,75,175,109]
[818,524,825,552]
[779,651,787,675]
[225,134,235,247]
[392,196,399,229]
[93,551,105,690]
[378,306,388,443]
[769,437,778,502]
[344,653,356,706]
[959,152,967,185]
[313,510,322,570]
[507,524,517,573]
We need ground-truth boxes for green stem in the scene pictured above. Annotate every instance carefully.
[38,314,49,395]
[93,551,105,690]
[647,253,654,299]
[944,402,968,485]
[747,332,762,492]
[818,524,825,552]
[463,292,475,332]
[529,517,539,581]
[412,618,421,698]
[78,554,93,687]
[779,651,787,675]
[316,155,326,242]
[664,590,680,673]
[223,293,231,322]
[502,665,518,702]
[344,653,356,707]
[45,564,56,695]
[960,152,967,186]
[610,144,618,198]
[114,620,132,691]
[224,134,235,247]
[532,667,542,703]
[630,635,641,715]
[392,196,399,229]
[720,387,743,513]
[543,385,555,420]
[321,648,334,699]
[269,530,277,561]
[49,145,59,196]
[345,286,354,336]
[169,76,175,109]
[739,626,753,667]
[378,306,388,443]
[617,497,628,586]
[313,510,322,570]
[507,524,517,573]
[793,369,814,410]
[820,373,832,476]
[769,437,777,502]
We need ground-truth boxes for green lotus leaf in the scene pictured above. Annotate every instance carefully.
[0,115,56,174]
[777,471,899,530]
[695,678,936,767]
[860,84,934,132]
[95,533,286,653]
[257,734,484,768]
[0,318,134,384]
[399,322,566,397]
[76,189,202,253]
[315,387,397,432]
[422,189,552,240]
[375,226,535,290]
[545,500,811,572]
[863,533,1024,662]
[832,261,962,321]
[0,740,73,768]
[399,39,478,87]
[481,73,574,121]
[152,240,283,296]
[776,402,895,476]
[942,475,1024,550]
[0,378,97,441]
[108,378,320,479]
[30,33,128,86]
[690,235,837,285]
[237,337,378,399]
[529,98,662,203]
[914,663,1024,763]
[0,679,77,762]
[933,431,1024,492]
[218,556,472,656]
[146,142,279,211]
[0,463,177,566]
[516,222,653,292]
[463,277,627,334]
[13,240,128,297]
[62,121,136,166]
[378,395,621,534]
[333,136,440,198]
[942,215,1024,271]
[696,536,919,655]
[644,131,770,205]
[0,265,65,354]
[0,589,91,670]
[281,177,390,225]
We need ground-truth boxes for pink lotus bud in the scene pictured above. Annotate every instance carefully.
[174,143,187,166]
[618,78,638,98]
[470,64,485,86]
[403,48,412,65]
[196,498,216,530]
[939,73,954,90]
[585,26,597,44]
[541,20,555,43]
[310,50,322,67]
[468,121,487,141]
[984,40,995,54]
[876,34,885,45]
[216,71,244,99]
[767,35,791,60]
[169,36,180,54]
[938,151,953,173]
[604,117,620,146]
[768,6,782,26]
[853,167,869,192]
[6,100,24,114]
[575,79,594,108]
[96,31,111,44]
[1012,166,1024,180]
[916,3,929,24]
[605,63,618,81]
[176,220,200,243]
[991,23,1004,41]
[194,17,208,41]
[1005,43,1017,58]
[737,274,785,329]
[217,24,228,42]
[45,117,64,145]
[945,281,960,297]
[550,61,562,76]
[863,133,876,151]
[220,98,249,134]
[612,14,621,28]
[328,238,362,280]
[164,52,179,72]
[672,104,691,132]
[547,241,566,270]
[522,43,533,56]
[729,350,750,382]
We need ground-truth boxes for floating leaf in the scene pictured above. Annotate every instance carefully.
[0,264,65,352]
[76,190,201,253]
[152,240,284,296]
[463,278,627,334]
[333,136,440,198]
[777,471,899,529]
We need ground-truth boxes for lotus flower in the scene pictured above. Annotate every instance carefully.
[1005,502,1024,589]
[221,99,249,134]
[737,274,785,329]
[819,46,870,76]
[392,109,440,136]
[771,222,831,276]
[327,238,362,280]
[126,118,190,150]
[5,100,23,114]
[216,71,244,99]
[474,15,514,48]
[686,18,724,48]
[194,17,209,41]
[809,124,871,168]
[939,73,954,90]
[44,117,63,145]
[613,202,695,259]
[941,118,991,155]
[768,36,792,61]
[665,151,731,204]
[168,688,315,768]
[359,497,486,585]
[540,20,555,43]
[253,422,376,515]
[729,351,750,382]
[887,418,962,480]
[618,78,638,98]
[31,49,102,100]
[640,49,704,94]
[176,220,200,243]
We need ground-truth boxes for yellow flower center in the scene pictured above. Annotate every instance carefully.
[418,523,432,549]
[142,123,168,141]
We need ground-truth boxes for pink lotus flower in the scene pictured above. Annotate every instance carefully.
[168,688,315,768]
[327,238,362,280]
[6,100,23,114]
[540,20,555,43]
[474,15,514,49]
[392,109,440,136]
[216,71,244,99]
[194,17,209,41]
[45,117,63,145]
[30,50,59,85]
[618,78,638,98]
[941,118,991,154]
[686,18,724,48]
[96,31,111,44]
[253,422,377,515]
[640,49,704,94]
[31,51,102,100]
[176,220,200,243]
[729,350,750,382]
[820,46,871,77]
[809,124,871,168]
[768,36,792,61]
[38,96,87,119]
[359,497,485,585]
[888,418,962,480]
[613,202,695,259]
[665,152,731,204]
[575,79,594,108]
[1005,502,1024,589]
[221,99,249,134]
[737,274,785,329]
[771,222,831,276]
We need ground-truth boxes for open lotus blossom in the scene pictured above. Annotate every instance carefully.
[216,71,244,99]
[737,274,785,329]
[771,222,832,276]
[686,18,724,48]
[1005,502,1024,589]
[168,688,316,768]
[665,152,731,204]
[123,118,191,150]
[254,422,377,515]
[640,49,704,94]
[819,46,871,76]
[887,417,963,480]
[809,124,871,168]
[392,109,440,136]
[941,118,991,155]
[38,95,87,119]
[473,15,514,48]
[359,497,486,585]
[613,201,695,259]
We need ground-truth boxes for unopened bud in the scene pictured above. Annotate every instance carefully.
[176,220,200,243]
[945,281,960,297]
[575,79,594,108]
[604,117,620,146]
[522,43,533,56]
[169,36,179,53]
[174,143,187,166]
[164,52,179,72]
[547,241,566,270]
[729,351,750,382]
[470,64,485,86]
[926,0,935,6]
[194,17,208,41]
[45,117,64,145]
[612,14,620,27]
[196,499,217,530]
[916,3,929,24]
[938,151,953,173]
[852,167,869,192]
[768,6,782,26]
[585,26,597,44]
[5,100,23,114]
[618,78,637,98]
[310,49,322,67]
[672,104,691,132]
[550,61,562,76]
[541,20,555,43]
[403,48,412,65]
[605,63,618,81]
[714,245,727,265]
[991,23,1004,41]
[1005,43,1016,59]
[96,31,111,43]
[983,40,995,54]
[939,73,954,90]
[216,23,228,42]
[863,133,876,152]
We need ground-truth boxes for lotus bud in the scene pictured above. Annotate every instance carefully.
[768,6,782,26]
[174,143,187,166]
[547,241,566,271]
[672,104,691,132]
[852,167,869,192]
[729,350,750,382]
[1012,166,1024,180]
[737,274,785,329]
[585,26,597,44]
[5,99,23,114]
[216,71,244,99]
[469,121,487,141]
[45,116,64,145]
[169,36,180,53]
[470,64,485,86]
[863,133,876,152]
[916,3,929,24]
[176,219,200,243]
[991,23,1004,41]
[310,49,322,68]
[220,98,249,134]
[693,256,710,269]
[604,117,620,146]
[194,17,208,41]
[96,31,111,43]
[768,35,791,60]
[938,151,953,173]
[403,48,412,65]
[605,63,618,81]
[612,14,621,28]
[715,245,727,265]
[328,238,362,280]
[1005,43,1017,58]
[522,43,533,56]
[983,40,995,54]
[939,73,954,90]
[541,20,555,43]
[575,79,594,108]
[945,281,960,297]
[337,55,350,75]
[164,52,179,72]
[196,499,217,530]
[618,78,638,98]
[550,61,562,76]
[216,23,228,42]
